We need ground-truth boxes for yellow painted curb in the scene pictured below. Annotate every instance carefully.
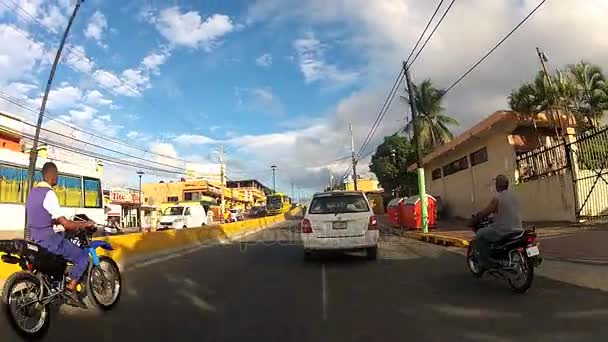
[405,232,470,248]
[1,207,303,282]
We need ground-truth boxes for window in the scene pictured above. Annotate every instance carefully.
[432,168,442,180]
[164,206,183,215]
[0,165,25,203]
[184,207,191,215]
[184,191,202,201]
[57,175,82,207]
[442,156,469,176]
[309,194,370,214]
[167,196,179,202]
[470,147,488,166]
[84,178,102,208]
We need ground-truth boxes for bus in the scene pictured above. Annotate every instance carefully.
[0,148,104,233]
[266,193,291,216]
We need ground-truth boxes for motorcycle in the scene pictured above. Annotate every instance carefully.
[0,214,122,338]
[466,215,542,293]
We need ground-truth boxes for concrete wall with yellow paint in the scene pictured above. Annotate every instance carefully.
[0,208,303,282]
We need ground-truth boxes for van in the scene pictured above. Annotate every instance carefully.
[157,204,208,230]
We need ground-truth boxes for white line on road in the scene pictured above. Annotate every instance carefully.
[321,263,328,321]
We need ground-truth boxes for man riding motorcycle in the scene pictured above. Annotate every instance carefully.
[26,162,95,308]
[471,174,523,269]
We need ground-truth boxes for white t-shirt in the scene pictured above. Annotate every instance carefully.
[38,182,62,220]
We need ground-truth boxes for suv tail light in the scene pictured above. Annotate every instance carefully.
[301,219,312,233]
[368,216,378,230]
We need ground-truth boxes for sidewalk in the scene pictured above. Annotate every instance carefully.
[381,216,608,265]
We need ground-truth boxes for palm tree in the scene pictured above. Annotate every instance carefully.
[568,62,608,128]
[402,79,459,149]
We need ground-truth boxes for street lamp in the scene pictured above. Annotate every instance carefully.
[137,171,144,231]
[391,149,396,165]
[271,165,277,193]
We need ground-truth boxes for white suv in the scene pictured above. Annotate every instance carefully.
[301,191,379,260]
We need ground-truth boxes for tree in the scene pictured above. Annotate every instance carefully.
[369,135,418,197]
[509,61,608,131]
[402,79,459,149]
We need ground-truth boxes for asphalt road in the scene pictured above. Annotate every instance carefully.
[2,219,608,342]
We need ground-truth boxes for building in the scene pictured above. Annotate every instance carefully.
[226,179,270,206]
[344,177,382,192]
[412,110,582,222]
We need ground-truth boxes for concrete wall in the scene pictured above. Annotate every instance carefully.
[513,172,577,222]
[425,134,516,219]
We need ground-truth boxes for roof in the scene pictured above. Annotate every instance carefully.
[407,110,576,171]
[226,179,271,191]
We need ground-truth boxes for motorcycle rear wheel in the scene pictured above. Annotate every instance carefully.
[507,252,534,293]
[466,241,484,278]
[2,271,50,339]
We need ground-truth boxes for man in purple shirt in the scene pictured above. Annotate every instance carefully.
[26,162,94,308]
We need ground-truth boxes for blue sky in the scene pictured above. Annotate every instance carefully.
[0,0,606,193]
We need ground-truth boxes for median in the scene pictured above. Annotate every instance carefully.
[0,207,302,283]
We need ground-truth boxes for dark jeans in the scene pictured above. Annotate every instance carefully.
[36,233,89,281]
[475,227,502,268]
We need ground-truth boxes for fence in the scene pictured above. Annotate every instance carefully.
[515,139,569,183]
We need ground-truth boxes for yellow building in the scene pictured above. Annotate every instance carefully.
[344,178,381,192]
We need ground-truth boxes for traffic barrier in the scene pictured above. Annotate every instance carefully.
[0,207,303,282]
[405,231,470,248]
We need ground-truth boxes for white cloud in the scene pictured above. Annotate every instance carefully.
[154,7,235,50]
[235,86,284,117]
[68,105,97,121]
[122,68,149,88]
[92,69,123,89]
[84,90,112,106]
[255,53,272,67]
[45,85,82,110]
[84,11,108,43]
[39,5,68,32]
[174,134,217,146]
[142,50,171,74]
[293,32,359,87]
[0,25,45,83]
[127,130,140,139]
[64,45,94,74]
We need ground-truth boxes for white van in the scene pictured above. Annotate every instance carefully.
[157,204,208,230]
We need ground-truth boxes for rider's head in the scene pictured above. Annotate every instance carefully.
[42,162,58,187]
[495,174,509,192]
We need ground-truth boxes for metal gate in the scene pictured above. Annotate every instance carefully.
[568,125,608,220]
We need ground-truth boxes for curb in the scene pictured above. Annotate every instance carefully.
[404,232,470,248]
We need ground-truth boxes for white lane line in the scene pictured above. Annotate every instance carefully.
[321,263,328,321]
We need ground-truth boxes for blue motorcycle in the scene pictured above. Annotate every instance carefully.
[0,214,122,338]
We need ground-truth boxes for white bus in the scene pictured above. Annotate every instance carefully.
[0,147,105,233]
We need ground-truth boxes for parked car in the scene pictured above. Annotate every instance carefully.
[301,191,379,260]
[248,206,267,218]
[157,204,208,230]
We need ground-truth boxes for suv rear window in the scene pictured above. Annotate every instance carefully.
[309,194,370,214]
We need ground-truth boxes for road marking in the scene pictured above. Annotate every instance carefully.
[321,263,328,321]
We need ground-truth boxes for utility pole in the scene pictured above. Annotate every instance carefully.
[291,183,294,201]
[137,171,144,231]
[404,62,429,234]
[328,170,333,191]
[219,145,225,213]
[271,165,277,193]
[536,47,562,137]
[24,0,84,239]
[349,123,359,191]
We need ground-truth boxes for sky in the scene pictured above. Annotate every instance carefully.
[0,0,607,195]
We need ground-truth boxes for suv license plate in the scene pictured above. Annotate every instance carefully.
[526,245,540,257]
[332,222,347,230]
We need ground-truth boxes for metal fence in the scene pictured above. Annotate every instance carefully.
[515,140,569,183]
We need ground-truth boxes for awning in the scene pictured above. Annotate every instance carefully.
[105,203,122,217]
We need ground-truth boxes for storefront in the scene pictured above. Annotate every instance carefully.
[106,188,144,229]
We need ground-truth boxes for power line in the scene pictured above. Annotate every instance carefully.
[404,0,446,66]
[0,90,195,164]
[408,0,457,68]
[442,0,548,96]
